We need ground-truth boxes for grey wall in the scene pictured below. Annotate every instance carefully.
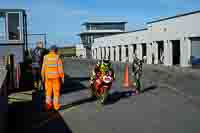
[0,45,24,64]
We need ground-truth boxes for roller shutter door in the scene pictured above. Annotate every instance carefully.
[191,38,200,65]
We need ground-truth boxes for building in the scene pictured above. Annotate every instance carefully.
[92,10,200,67]
[75,44,86,58]
[78,21,127,58]
[0,9,28,64]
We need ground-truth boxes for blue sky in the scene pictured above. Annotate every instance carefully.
[1,0,200,46]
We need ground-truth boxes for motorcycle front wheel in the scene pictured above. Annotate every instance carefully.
[99,88,109,104]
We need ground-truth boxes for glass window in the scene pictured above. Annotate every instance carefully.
[0,12,6,40]
[8,13,20,40]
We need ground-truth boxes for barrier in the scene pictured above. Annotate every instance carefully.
[15,63,21,89]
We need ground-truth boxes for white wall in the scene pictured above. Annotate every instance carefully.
[93,29,148,48]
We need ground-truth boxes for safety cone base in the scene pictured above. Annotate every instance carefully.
[123,82,130,88]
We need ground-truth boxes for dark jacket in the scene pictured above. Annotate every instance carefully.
[32,47,48,68]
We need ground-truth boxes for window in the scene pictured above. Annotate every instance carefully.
[94,24,124,30]
[8,13,20,40]
[0,12,6,40]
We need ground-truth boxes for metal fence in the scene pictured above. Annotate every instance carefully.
[27,33,47,49]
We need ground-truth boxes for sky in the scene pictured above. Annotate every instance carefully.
[0,0,200,47]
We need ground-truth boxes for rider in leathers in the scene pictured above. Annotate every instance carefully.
[132,54,143,94]
[90,58,115,85]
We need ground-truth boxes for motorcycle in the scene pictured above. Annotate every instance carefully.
[90,70,114,104]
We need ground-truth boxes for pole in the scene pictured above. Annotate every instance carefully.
[24,14,28,51]
[44,34,47,48]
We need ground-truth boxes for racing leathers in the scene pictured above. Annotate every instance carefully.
[90,61,115,85]
[132,56,143,93]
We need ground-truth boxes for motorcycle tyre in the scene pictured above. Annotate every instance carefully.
[99,88,109,104]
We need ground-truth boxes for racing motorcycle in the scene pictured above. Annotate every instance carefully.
[90,70,114,104]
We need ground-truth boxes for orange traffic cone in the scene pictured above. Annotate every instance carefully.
[123,63,130,88]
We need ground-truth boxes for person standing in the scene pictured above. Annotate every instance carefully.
[132,54,143,95]
[41,45,64,111]
[32,41,47,91]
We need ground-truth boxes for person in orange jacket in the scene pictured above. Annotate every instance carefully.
[41,45,64,111]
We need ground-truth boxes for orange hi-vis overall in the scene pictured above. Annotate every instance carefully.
[41,52,64,110]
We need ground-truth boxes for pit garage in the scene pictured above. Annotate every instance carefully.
[172,40,180,66]
[191,37,200,66]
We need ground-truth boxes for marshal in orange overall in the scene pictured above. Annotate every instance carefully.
[41,45,64,111]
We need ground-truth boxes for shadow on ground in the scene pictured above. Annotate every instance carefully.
[60,97,95,110]
[104,90,133,105]
[7,91,74,133]
[141,85,157,93]
[104,85,157,105]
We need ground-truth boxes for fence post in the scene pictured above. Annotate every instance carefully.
[7,54,15,91]
[16,63,21,89]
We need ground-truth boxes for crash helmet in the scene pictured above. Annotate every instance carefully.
[102,57,110,67]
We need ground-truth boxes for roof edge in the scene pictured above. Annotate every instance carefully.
[82,21,128,25]
[0,9,26,12]
[92,28,148,39]
[77,31,125,36]
[147,10,200,24]
[125,28,148,33]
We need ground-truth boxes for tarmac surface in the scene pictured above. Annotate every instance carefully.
[7,59,200,133]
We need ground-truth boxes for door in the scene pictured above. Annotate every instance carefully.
[142,43,147,57]
[172,40,180,65]
[191,38,200,65]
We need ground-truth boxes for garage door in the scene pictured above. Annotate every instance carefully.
[191,38,200,65]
